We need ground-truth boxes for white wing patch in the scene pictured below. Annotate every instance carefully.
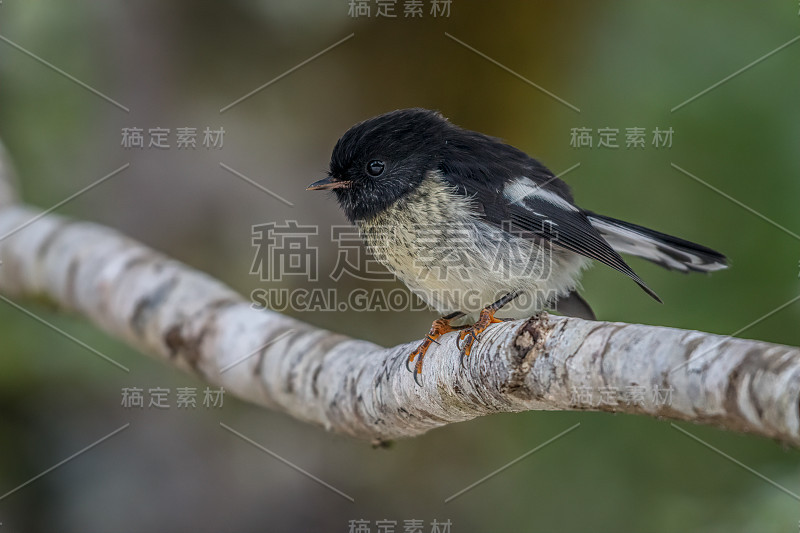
[503,177,578,212]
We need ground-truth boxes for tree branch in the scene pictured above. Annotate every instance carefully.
[0,145,797,446]
[0,143,19,208]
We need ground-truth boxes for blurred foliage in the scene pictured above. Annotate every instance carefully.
[0,1,798,532]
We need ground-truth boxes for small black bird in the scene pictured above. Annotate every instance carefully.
[308,108,727,383]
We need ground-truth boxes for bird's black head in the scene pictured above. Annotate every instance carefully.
[307,108,451,222]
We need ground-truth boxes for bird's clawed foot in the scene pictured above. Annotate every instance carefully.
[407,292,520,385]
[407,312,466,385]
[456,307,508,365]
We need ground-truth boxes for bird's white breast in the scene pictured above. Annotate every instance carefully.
[357,175,589,319]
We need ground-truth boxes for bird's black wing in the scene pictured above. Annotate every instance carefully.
[438,136,660,301]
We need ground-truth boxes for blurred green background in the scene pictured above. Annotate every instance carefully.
[1,1,799,532]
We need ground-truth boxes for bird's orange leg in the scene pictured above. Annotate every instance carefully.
[408,311,467,385]
[457,291,521,364]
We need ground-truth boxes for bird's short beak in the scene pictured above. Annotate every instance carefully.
[306,176,349,191]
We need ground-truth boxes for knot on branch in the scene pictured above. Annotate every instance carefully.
[507,313,552,397]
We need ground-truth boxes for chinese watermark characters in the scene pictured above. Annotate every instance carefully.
[120,386,225,409]
[249,220,561,312]
[569,127,673,149]
[347,518,452,533]
[121,127,225,149]
[348,0,451,18]
[251,221,554,285]
[569,385,673,408]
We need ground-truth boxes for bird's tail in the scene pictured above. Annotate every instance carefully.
[585,212,728,273]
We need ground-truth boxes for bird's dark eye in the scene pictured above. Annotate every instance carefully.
[366,160,385,177]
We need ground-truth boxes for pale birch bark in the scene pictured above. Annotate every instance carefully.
[0,143,19,208]
[0,147,797,446]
